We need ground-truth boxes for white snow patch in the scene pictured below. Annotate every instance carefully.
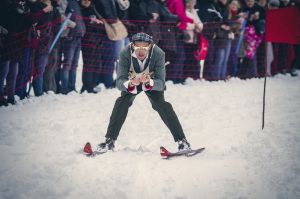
[0,74,300,199]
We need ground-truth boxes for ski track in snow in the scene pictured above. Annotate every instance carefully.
[0,74,300,199]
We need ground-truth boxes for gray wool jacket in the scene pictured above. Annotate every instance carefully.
[116,44,166,92]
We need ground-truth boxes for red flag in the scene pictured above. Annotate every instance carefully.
[266,7,300,44]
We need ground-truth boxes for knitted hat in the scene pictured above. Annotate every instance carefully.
[131,32,153,43]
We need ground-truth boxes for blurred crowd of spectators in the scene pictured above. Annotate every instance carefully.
[0,0,299,107]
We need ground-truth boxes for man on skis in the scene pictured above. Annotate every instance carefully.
[96,32,191,152]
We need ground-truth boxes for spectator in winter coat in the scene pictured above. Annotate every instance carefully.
[79,0,104,93]
[31,0,61,96]
[43,0,76,94]
[183,0,203,80]
[155,0,179,82]
[0,0,41,105]
[242,0,263,35]
[165,0,194,83]
[51,0,77,94]
[60,0,86,94]
[212,0,236,80]
[227,0,244,78]
[184,0,203,44]
[95,33,192,153]
[128,0,161,43]
[197,0,225,80]
[255,0,268,77]
[94,0,130,88]
[15,0,54,99]
[113,0,131,78]
[238,0,263,79]
[156,0,179,55]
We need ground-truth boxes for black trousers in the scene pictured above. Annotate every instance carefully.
[105,90,186,142]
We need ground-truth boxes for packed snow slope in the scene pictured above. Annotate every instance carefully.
[0,75,300,199]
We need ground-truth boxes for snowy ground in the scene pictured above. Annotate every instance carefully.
[0,74,300,199]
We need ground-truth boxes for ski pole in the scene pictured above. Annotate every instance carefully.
[262,74,267,130]
[262,40,269,130]
[49,10,73,53]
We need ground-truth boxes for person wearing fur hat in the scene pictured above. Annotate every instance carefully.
[96,32,191,152]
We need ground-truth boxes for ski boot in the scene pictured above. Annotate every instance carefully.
[96,137,115,152]
[177,138,191,152]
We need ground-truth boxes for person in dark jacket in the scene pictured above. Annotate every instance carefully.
[212,0,235,80]
[31,0,61,96]
[93,0,130,89]
[12,0,61,98]
[0,0,40,105]
[128,0,161,43]
[156,0,179,82]
[196,0,224,80]
[60,0,86,94]
[238,0,264,79]
[156,0,179,59]
[95,33,192,153]
[51,0,77,94]
[242,0,264,35]
[42,0,68,94]
[182,0,204,80]
[165,0,194,83]
[79,0,104,93]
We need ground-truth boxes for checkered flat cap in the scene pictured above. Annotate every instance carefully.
[131,32,153,43]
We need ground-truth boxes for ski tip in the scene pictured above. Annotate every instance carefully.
[83,142,93,155]
[160,146,169,158]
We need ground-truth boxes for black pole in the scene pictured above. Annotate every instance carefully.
[262,39,268,130]
[262,75,266,130]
